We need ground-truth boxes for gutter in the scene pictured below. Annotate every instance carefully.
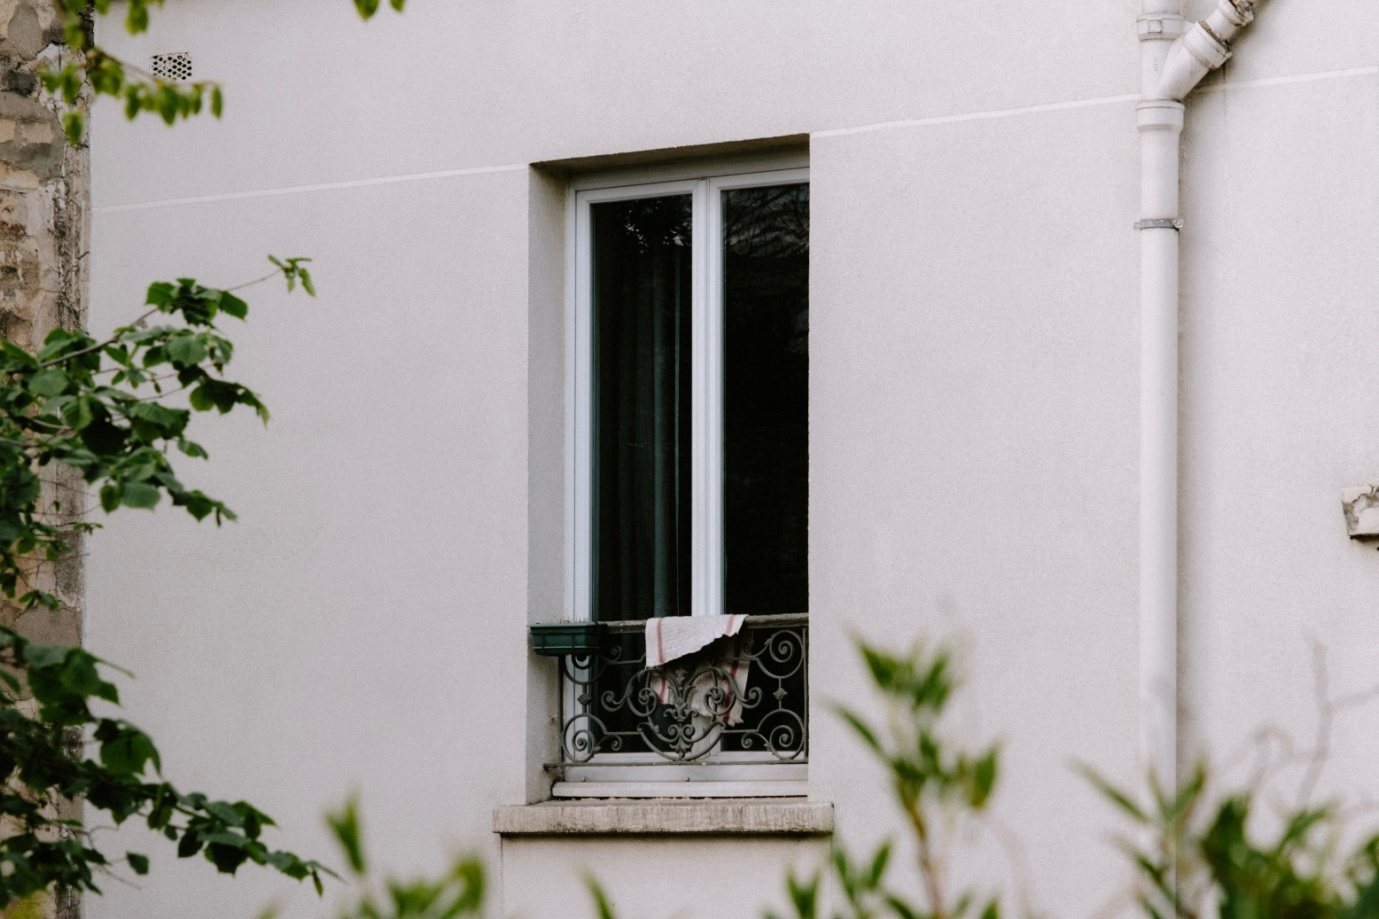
[1136,0,1262,789]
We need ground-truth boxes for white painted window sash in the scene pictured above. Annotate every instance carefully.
[690,181,715,617]
[703,168,808,619]
[569,179,699,623]
[567,167,810,624]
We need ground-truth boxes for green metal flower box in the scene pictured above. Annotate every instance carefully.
[528,621,607,657]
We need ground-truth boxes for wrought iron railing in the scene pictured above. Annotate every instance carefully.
[534,614,807,768]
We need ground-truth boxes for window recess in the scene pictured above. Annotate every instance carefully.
[544,167,809,793]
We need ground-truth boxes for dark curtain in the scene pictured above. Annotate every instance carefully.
[591,195,693,621]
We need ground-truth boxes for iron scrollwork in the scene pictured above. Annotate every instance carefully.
[558,617,807,766]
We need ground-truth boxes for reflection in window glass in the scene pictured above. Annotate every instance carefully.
[723,184,809,615]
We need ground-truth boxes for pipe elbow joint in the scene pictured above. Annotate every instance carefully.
[1155,24,1228,100]
[1149,0,1261,100]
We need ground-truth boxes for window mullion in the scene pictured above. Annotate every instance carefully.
[691,180,722,617]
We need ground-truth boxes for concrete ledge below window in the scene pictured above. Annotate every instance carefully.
[493,799,834,837]
[552,778,807,798]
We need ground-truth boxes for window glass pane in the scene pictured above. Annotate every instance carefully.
[723,183,809,615]
[591,195,693,621]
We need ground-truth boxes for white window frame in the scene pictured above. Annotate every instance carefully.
[565,165,809,624]
[556,159,809,796]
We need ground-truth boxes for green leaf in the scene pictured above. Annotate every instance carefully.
[0,338,38,368]
[205,800,242,825]
[22,642,67,669]
[146,281,174,307]
[860,643,899,691]
[886,896,922,919]
[785,869,819,919]
[326,797,367,876]
[1168,761,1206,823]
[17,588,59,612]
[585,877,618,919]
[177,830,204,859]
[124,84,142,119]
[867,840,891,888]
[81,418,127,454]
[61,109,84,145]
[29,369,69,397]
[121,482,161,510]
[831,704,882,753]
[127,0,149,33]
[127,852,149,875]
[177,438,209,459]
[219,291,248,320]
[166,334,208,366]
[61,395,94,431]
[99,724,161,776]
[241,805,264,839]
[1077,762,1149,823]
[971,748,998,807]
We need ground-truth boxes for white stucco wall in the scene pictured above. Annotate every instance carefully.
[809,98,1141,908]
[85,1,1379,918]
[87,167,534,918]
[1178,71,1379,795]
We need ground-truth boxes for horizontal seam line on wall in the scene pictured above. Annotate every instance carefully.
[813,65,1379,139]
[93,162,529,214]
[92,63,1379,212]
[813,93,1140,138]
[1198,64,1379,94]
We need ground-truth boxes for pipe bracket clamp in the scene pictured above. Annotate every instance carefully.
[1135,218,1184,231]
[1137,14,1188,39]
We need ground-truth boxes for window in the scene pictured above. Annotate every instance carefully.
[571,169,809,622]
[549,164,808,795]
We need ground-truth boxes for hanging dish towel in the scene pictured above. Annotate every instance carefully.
[645,614,746,667]
[645,615,750,726]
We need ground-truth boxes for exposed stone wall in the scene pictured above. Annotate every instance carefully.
[0,0,86,646]
[0,4,87,919]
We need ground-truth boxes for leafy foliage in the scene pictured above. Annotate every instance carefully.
[42,0,406,144]
[265,638,1379,919]
[297,797,486,919]
[269,257,316,297]
[586,640,1007,919]
[0,270,287,612]
[835,643,1000,821]
[0,625,332,908]
[1089,763,1379,919]
[0,260,324,907]
[779,641,1003,919]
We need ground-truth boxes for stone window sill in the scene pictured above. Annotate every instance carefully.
[493,799,833,837]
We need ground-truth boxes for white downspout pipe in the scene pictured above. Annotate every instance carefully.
[1137,0,1260,790]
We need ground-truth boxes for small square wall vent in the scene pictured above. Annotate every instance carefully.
[151,52,192,81]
